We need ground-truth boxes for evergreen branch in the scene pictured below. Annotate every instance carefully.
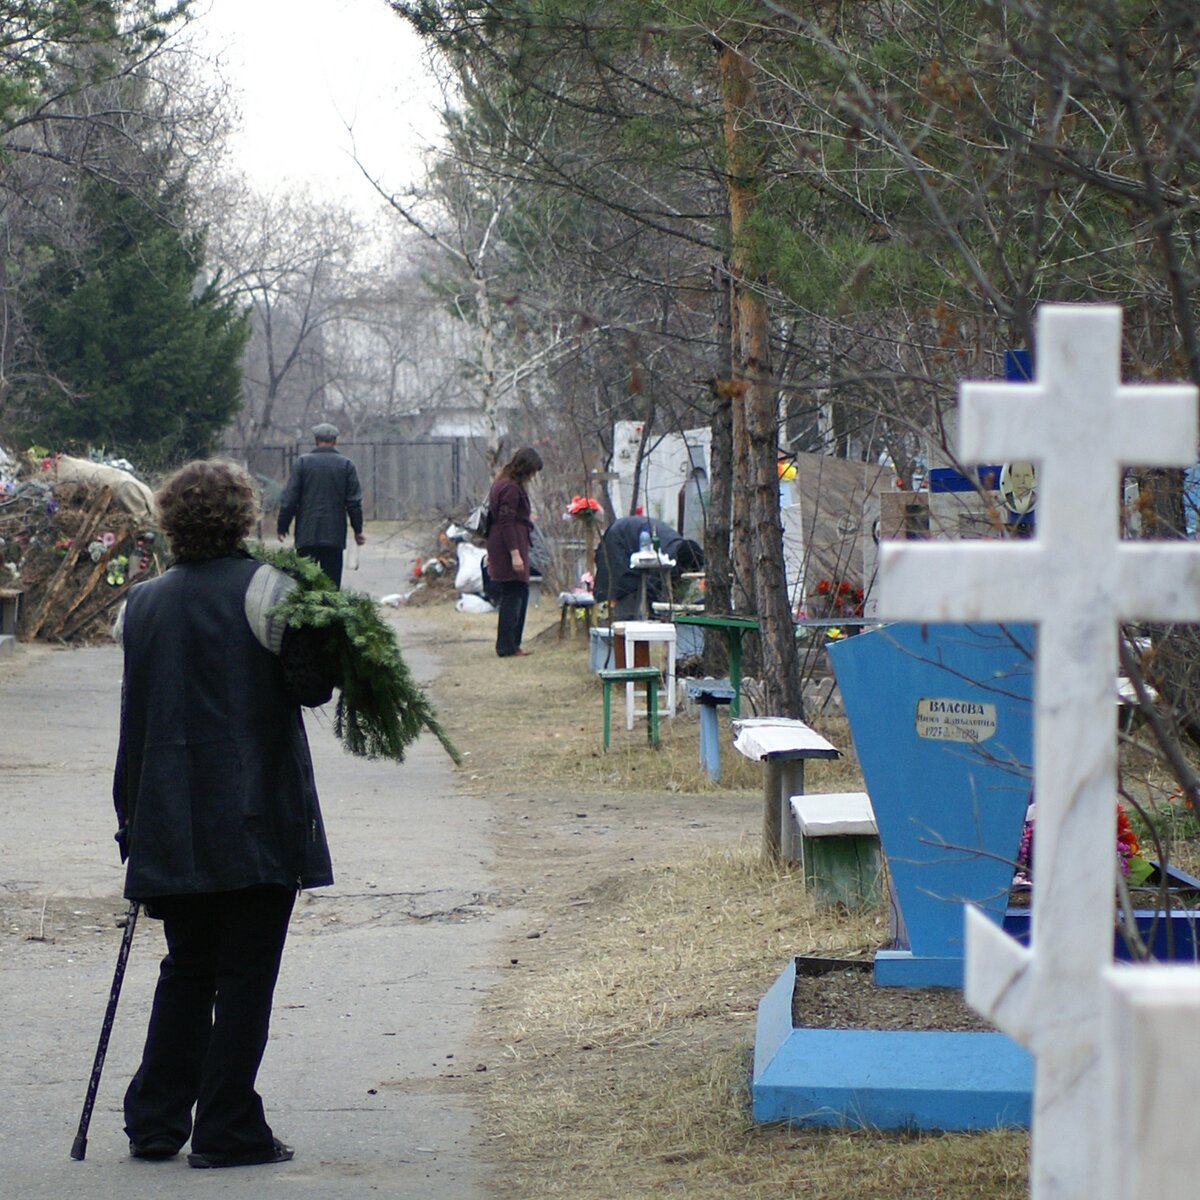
[253,546,461,766]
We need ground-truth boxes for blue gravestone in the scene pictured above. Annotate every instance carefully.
[827,623,1035,987]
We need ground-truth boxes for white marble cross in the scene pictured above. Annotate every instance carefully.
[879,304,1200,1200]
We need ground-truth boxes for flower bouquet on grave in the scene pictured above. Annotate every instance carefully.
[252,546,460,766]
[564,495,602,525]
[805,578,865,622]
[1014,801,1152,890]
[1116,804,1154,884]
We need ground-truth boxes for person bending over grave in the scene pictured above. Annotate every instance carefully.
[112,459,335,1170]
[593,515,704,620]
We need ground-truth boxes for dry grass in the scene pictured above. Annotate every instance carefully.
[432,608,861,798]
[478,847,1026,1200]
[406,603,1031,1200]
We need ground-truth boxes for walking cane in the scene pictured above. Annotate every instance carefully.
[70,899,140,1161]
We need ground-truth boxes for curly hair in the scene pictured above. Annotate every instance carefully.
[156,459,259,560]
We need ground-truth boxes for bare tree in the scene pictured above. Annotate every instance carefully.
[206,185,367,457]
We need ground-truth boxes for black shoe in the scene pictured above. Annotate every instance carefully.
[129,1136,180,1160]
[187,1137,294,1169]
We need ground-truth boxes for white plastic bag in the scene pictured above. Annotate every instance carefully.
[454,542,486,593]
[456,593,496,614]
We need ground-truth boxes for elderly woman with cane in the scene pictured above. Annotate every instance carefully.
[112,459,334,1169]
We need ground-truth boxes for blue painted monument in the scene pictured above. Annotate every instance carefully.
[752,621,1037,1129]
[827,622,1035,987]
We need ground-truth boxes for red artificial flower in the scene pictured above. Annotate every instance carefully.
[566,495,601,517]
[1116,804,1141,856]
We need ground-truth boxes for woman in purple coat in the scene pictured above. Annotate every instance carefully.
[484,447,543,657]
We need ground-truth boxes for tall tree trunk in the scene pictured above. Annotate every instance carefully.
[474,264,503,472]
[704,261,734,677]
[720,41,803,719]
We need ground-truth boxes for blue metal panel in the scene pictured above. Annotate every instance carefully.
[927,466,1003,493]
[828,624,1035,983]
[1004,349,1033,382]
[1002,907,1200,961]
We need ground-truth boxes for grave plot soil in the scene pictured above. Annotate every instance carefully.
[791,959,992,1033]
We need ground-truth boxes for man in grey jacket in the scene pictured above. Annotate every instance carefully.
[276,423,366,587]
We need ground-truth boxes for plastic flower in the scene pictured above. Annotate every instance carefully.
[1020,803,1147,885]
[1116,804,1140,857]
[565,495,602,519]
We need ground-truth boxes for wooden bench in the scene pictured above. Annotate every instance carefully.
[789,791,881,909]
[686,680,737,781]
[598,667,661,750]
[558,594,595,639]
[732,717,841,862]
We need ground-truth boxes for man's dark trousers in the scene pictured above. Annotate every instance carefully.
[297,545,344,588]
[123,885,296,1158]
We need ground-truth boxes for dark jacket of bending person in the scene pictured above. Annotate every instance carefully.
[593,515,703,621]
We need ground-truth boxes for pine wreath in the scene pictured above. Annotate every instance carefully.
[253,546,460,765]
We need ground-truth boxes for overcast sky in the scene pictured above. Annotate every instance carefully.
[189,0,444,215]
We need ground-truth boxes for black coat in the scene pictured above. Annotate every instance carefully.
[593,516,691,603]
[277,446,364,548]
[113,554,333,899]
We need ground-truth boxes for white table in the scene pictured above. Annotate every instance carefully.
[612,620,677,728]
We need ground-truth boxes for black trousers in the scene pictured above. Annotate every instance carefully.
[495,580,530,656]
[123,885,295,1157]
[296,544,344,588]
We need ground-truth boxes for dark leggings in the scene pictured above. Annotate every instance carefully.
[495,580,530,656]
[123,885,295,1157]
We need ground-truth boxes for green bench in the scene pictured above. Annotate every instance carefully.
[598,667,661,750]
[789,791,881,909]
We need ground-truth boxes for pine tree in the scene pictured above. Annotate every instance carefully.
[20,180,249,466]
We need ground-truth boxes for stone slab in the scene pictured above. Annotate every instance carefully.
[828,622,1034,983]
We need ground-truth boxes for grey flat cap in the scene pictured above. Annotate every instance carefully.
[313,423,339,440]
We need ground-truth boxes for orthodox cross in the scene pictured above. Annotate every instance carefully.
[879,304,1200,1199]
